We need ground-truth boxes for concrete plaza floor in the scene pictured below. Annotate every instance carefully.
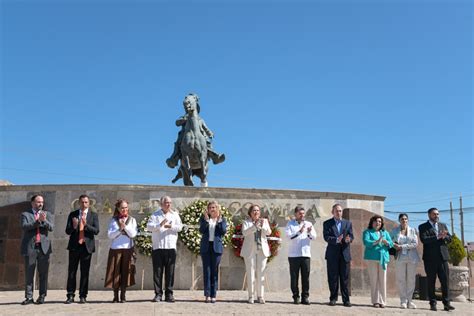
[0,290,472,316]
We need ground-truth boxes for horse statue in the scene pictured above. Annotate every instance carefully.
[166,93,225,186]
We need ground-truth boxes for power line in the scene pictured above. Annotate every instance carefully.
[385,194,474,208]
[385,207,474,214]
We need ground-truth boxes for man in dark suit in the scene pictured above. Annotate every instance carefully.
[419,207,455,312]
[65,194,99,304]
[323,204,353,307]
[20,194,54,305]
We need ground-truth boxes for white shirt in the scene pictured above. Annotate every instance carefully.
[80,208,88,221]
[107,216,137,249]
[146,209,183,250]
[208,218,217,242]
[285,219,317,258]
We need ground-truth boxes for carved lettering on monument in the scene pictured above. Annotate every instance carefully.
[68,198,321,222]
[70,198,97,212]
[102,199,113,214]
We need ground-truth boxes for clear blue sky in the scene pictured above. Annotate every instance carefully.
[1,1,472,239]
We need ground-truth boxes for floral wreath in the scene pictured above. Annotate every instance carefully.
[231,219,282,263]
[136,216,153,257]
[135,200,234,256]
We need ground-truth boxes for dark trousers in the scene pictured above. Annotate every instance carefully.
[152,249,176,297]
[201,242,222,298]
[24,245,50,299]
[66,245,92,298]
[424,260,450,306]
[289,257,310,299]
[326,254,350,303]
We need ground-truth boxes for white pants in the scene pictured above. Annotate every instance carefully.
[367,260,387,305]
[244,251,268,300]
[395,260,417,304]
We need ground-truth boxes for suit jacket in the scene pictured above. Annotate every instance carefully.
[21,209,54,256]
[199,216,227,254]
[323,218,353,262]
[363,229,393,269]
[390,225,420,263]
[65,209,100,254]
[241,218,271,258]
[418,221,451,262]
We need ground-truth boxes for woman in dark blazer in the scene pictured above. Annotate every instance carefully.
[199,201,227,303]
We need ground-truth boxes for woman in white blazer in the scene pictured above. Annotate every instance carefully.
[241,204,271,304]
[390,213,420,309]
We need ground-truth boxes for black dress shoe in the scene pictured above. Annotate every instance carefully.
[65,297,74,304]
[343,301,352,307]
[293,297,300,304]
[21,298,34,305]
[328,300,336,306]
[152,295,162,302]
[301,298,310,305]
[165,295,175,303]
[430,305,437,311]
[444,304,455,311]
[36,296,45,304]
[79,297,87,304]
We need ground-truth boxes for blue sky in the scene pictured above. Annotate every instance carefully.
[1,0,472,238]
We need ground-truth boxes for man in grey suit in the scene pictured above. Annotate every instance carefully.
[21,194,54,305]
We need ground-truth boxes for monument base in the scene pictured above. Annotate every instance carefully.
[0,184,388,295]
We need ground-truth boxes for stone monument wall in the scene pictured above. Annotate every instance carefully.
[0,185,389,296]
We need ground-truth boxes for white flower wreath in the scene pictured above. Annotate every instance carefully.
[135,200,234,256]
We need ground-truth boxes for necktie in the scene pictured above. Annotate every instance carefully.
[34,211,40,244]
[432,222,438,235]
[78,212,85,244]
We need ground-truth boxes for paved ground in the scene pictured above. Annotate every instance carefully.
[0,290,472,316]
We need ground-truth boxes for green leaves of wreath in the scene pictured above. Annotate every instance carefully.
[136,200,234,257]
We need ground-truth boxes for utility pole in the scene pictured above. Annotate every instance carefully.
[450,201,454,234]
[460,195,465,246]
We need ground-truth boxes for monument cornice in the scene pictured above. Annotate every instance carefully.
[0,184,385,201]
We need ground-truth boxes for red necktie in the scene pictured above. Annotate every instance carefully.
[78,212,85,244]
[34,211,40,244]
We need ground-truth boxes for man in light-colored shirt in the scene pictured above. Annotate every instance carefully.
[147,196,183,303]
[285,206,316,305]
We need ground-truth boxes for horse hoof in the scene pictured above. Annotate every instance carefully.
[201,182,208,187]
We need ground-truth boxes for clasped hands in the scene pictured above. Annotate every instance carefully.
[72,216,86,230]
[160,218,172,229]
[437,230,448,240]
[299,223,312,234]
[38,211,46,222]
[376,234,389,246]
[336,234,351,244]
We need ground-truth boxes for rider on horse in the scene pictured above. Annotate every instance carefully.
[166,93,225,169]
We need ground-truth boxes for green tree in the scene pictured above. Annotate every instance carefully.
[448,234,467,266]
